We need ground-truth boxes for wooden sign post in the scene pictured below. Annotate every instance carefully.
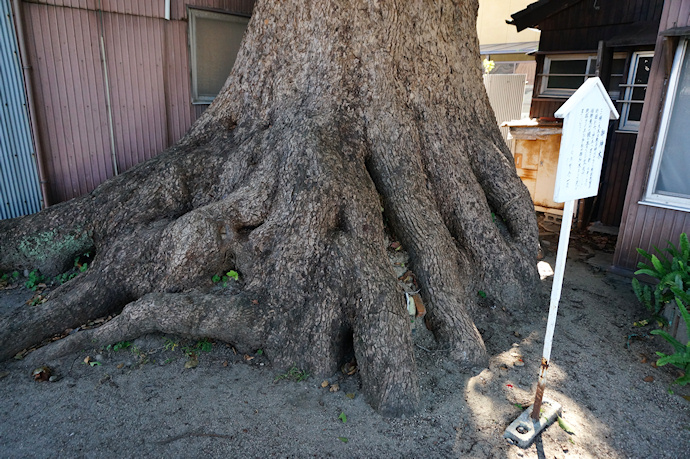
[505,77,619,447]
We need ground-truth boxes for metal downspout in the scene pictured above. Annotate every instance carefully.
[98,0,119,176]
[11,0,50,208]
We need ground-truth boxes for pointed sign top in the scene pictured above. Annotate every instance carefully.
[554,77,619,120]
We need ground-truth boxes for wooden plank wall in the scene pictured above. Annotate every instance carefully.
[538,0,665,52]
[594,131,637,226]
[21,0,255,203]
[614,0,690,271]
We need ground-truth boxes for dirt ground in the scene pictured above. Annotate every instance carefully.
[1,226,688,458]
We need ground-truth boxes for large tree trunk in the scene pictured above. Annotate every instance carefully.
[0,0,539,416]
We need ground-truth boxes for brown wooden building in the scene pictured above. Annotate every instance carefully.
[614,0,690,271]
[8,0,255,207]
[510,0,664,228]
[512,0,690,273]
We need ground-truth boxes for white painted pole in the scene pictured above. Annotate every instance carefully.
[531,199,575,419]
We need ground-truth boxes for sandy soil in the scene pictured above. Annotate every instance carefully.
[1,229,688,458]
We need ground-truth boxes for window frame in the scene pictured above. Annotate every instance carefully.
[188,8,249,104]
[617,51,654,132]
[539,54,597,97]
[642,39,690,211]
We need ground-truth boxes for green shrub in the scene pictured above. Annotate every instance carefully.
[632,233,690,325]
[633,233,690,385]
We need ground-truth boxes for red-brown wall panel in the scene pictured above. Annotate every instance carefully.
[614,0,690,270]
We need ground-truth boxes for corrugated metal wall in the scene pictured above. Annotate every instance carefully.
[614,0,690,270]
[483,73,526,150]
[19,0,255,203]
[0,0,42,219]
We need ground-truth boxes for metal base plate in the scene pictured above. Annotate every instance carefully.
[504,398,562,448]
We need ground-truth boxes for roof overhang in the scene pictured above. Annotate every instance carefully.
[507,0,585,32]
[606,22,660,47]
[480,41,540,56]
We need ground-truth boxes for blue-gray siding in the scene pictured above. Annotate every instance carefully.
[0,0,41,219]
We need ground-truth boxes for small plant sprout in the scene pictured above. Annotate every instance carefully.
[112,341,132,352]
[163,337,178,351]
[25,270,46,291]
[212,270,240,287]
[274,366,310,383]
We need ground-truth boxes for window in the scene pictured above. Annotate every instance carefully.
[189,9,249,104]
[643,39,690,210]
[607,56,627,102]
[618,52,653,131]
[540,54,597,96]
[540,53,627,98]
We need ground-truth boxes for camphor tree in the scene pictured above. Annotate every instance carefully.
[0,0,539,416]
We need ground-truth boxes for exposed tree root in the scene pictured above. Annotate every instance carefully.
[0,0,541,416]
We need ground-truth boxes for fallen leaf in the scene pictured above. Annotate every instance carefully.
[557,416,575,434]
[244,354,254,361]
[321,380,330,388]
[330,383,340,392]
[116,363,124,369]
[185,357,199,369]
[412,294,426,317]
[32,366,51,382]
[341,360,357,375]
[338,437,349,443]
[389,241,401,250]
[398,271,414,282]
[338,412,347,423]
[222,360,228,367]
[643,375,654,383]
[346,393,355,399]
[84,356,92,364]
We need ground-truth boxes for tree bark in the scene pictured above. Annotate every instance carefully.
[0,0,539,416]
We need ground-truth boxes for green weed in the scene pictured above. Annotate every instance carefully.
[633,233,690,385]
[212,270,240,287]
[274,366,310,383]
[106,341,132,352]
[632,233,690,325]
[54,253,91,285]
[25,270,45,291]
[0,271,20,284]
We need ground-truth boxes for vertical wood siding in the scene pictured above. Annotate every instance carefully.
[20,0,255,203]
[614,0,690,270]
[594,131,636,226]
[537,0,665,52]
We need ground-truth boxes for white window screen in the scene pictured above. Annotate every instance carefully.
[189,9,249,103]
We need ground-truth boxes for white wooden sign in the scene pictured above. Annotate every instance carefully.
[516,78,620,433]
[553,77,619,203]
